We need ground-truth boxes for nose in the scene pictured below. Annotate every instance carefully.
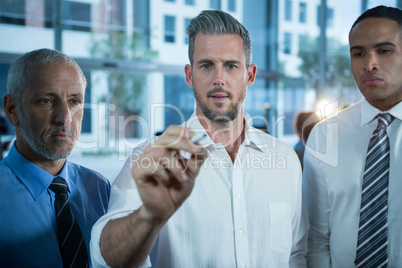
[364,53,379,72]
[213,68,224,87]
[54,102,72,125]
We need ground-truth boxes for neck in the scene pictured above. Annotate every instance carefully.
[368,95,402,112]
[197,109,246,162]
[15,139,66,176]
[34,159,66,176]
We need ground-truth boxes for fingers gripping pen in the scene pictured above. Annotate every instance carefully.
[180,133,207,159]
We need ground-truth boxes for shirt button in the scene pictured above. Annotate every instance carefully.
[238,228,244,234]
[236,193,241,198]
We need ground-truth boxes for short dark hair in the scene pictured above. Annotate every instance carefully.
[350,5,402,32]
[186,10,252,66]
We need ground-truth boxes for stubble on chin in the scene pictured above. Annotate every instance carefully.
[18,116,77,160]
[194,87,245,123]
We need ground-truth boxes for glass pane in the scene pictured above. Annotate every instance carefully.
[228,0,236,12]
[1,0,401,164]
[284,32,292,54]
[164,15,176,43]
[367,0,397,8]
[184,18,191,44]
[63,1,92,32]
[185,0,195,5]
[0,0,25,26]
[285,0,292,21]
[210,0,221,10]
[299,2,306,23]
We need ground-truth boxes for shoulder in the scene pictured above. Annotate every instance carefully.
[248,127,300,164]
[0,156,16,178]
[310,101,362,140]
[67,161,111,190]
[0,159,16,186]
[250,127,294,150]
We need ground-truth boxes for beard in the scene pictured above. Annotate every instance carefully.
[18,109,77,160]
[194,87,246,123]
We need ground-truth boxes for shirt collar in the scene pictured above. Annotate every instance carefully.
[5,142,70,201]
[183,113,264,152]
[361,98,402,126]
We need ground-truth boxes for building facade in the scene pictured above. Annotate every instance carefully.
[0,0,399,154]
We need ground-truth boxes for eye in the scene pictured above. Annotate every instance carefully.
[70,99,82,105]
[201,63,211,69]
[226,64,236,69]
[352,52,364,57]
[378,49,392,55]
[37,98,52,104]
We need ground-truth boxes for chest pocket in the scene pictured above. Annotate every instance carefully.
[269,203,292,261]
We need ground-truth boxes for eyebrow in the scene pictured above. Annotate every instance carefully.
[36,92,84,99]
[196,59,213,65]
[196,59,243,66]
[350,42,396,52]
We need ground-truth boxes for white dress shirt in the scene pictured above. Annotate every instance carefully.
[91,114,308,268]
[303,99,402,268]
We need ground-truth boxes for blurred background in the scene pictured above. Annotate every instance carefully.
[0,0,401,179]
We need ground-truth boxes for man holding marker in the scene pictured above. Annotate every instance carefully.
[91,10,308,268]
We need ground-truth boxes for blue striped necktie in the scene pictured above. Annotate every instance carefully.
[49,177,89,268]
[355,113,394,268]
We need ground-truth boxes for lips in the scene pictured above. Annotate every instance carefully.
[44,127,75,141]
[207,88,232,103]
[211,92,228,99]
[362,75,383,86]
[52,132,69,138]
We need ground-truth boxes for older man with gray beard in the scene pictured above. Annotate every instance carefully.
[0,48,110,268]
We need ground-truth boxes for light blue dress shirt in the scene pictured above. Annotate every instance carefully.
[0,143,110,267]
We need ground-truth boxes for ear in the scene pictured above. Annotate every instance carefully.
[247,64,257,86]
[185,64,193,88]
[3,94,19,126]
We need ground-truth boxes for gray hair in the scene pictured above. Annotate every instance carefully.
[7,48,86,106]
[187,10,252,66]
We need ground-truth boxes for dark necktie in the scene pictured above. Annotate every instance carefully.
[49,177,89,268]
[355,113,394,268]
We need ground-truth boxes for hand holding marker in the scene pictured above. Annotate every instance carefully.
[180,133,207,159]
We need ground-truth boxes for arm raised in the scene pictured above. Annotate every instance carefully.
[100,126,208,267]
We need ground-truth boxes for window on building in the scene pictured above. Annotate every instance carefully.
[62,1,92,32]
[185,0,195,5]
[298,34,309,51]
[299,2,307,23]
[133,0,150,49]
[0,0,28,26]
[184,18,191,44]
[0,0,93,32]
[164,15,176,43]
[44,1,92,31]
[284,32,292,54]
[228,0,236,12]
[210,0,221,10]
[164,75,194,126]
[285,0,292,21]
[317,5,334,28]
[82,71,92,133]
